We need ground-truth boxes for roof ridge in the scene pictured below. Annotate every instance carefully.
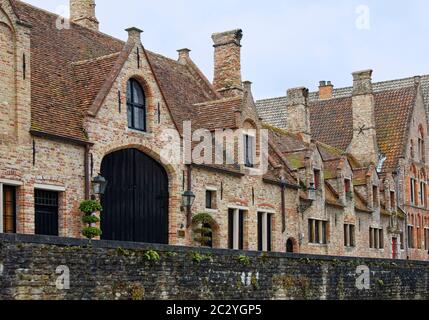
[72,52,121,66]
[193,96,242,107]
[16,0,126,45]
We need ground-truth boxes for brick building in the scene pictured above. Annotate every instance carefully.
[0,0,428,261]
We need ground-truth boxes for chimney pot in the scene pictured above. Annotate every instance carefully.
[352,69,373,96]
[243,81,252,92]
[126,27,143,44]
[177,48,191,64]
[414,76,421,86]
[319,80,334,100]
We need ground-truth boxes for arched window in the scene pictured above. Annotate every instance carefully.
[127,79,146,131]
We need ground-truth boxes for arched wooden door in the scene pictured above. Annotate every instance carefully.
[100,149,169,244]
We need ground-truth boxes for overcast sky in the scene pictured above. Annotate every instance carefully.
[23,0,429,100]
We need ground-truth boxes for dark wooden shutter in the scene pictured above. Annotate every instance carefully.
[228,209,234,249]
[3,186,16,234]
[239,210,244,250]
[267,214,272,252]
[257,212,263,251]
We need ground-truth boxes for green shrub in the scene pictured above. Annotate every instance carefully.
[82,227,102,239]
[143,250,160,262]
[82,215,101,224]
[192,213,217,247]
[237,255,251,266]
[79,200,103,214]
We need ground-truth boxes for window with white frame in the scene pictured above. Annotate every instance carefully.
[344,224,356,247]
[257,212,273,252]
[228,208,245,250]
[243,134,255,168]
[369,227,384,249]
[308,219,328,245]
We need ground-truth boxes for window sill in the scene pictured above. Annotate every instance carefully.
[308,243,328,247]
[127,128,153,137]
[205,208,219,214]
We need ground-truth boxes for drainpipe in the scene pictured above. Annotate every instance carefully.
[280,180,286,233]
[84,144,91,200]
[395,162,408,259]
[186,164,193,228]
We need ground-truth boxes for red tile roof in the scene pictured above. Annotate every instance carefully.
[14,0,219,142]
[309,86,417,172]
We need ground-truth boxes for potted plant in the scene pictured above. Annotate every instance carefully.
[192,213,217,248]
[79,200,103,240]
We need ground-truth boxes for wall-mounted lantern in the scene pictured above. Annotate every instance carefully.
[308,182,316,201]
[181,190,196,209]
[92,174,108,196]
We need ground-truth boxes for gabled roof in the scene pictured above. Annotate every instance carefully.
[256,84,418,172]
[14,0,218,142]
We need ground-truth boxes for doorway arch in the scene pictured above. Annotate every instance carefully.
[286,238,298,253]
[100,148,169,244]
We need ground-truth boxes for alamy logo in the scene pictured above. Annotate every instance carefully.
[160,121,269,176]
[55,5,71,30]
[355,265,371,290]
[355,5,371,30]
[56,265,70,290]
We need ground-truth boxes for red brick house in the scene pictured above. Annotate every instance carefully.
[1,0,427,261]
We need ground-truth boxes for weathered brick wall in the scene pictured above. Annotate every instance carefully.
[0,234,427,300]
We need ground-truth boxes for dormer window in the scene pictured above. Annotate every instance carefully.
[127,79,146,131]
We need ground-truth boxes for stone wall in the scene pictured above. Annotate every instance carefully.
[0,234,427,300]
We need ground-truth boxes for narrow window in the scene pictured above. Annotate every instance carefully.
[420,182,427,208]
[408,226,415,249]
[417,226,422,249]
[314,170,321,190]
[2,186,17,234]
[425,229,429,250]
[372,186,379,208]
[228,209,244,250]
[345,179,351,194]
[309,219,327,244]
[244,134,255,168]
[410,178,416,205]
[390,191,396,210]
[127,79,146,131]
[205,190,216,210]
[400,232,405,250]
[344,224,356,247]
[258,212,273,252]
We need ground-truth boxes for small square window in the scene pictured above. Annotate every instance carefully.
[205,190,217,210]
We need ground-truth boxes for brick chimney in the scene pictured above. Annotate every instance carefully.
[319,81,334,100]
[177,48,191,65]
[211,29,243,97]
[286,87,311,143]
[70,0,99,31]
[347,69,379,166]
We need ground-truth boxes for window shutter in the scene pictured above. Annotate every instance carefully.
[267,214,272,252]
[257,212,263,251]
[228,209,234,249]
[239,211,244,250]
